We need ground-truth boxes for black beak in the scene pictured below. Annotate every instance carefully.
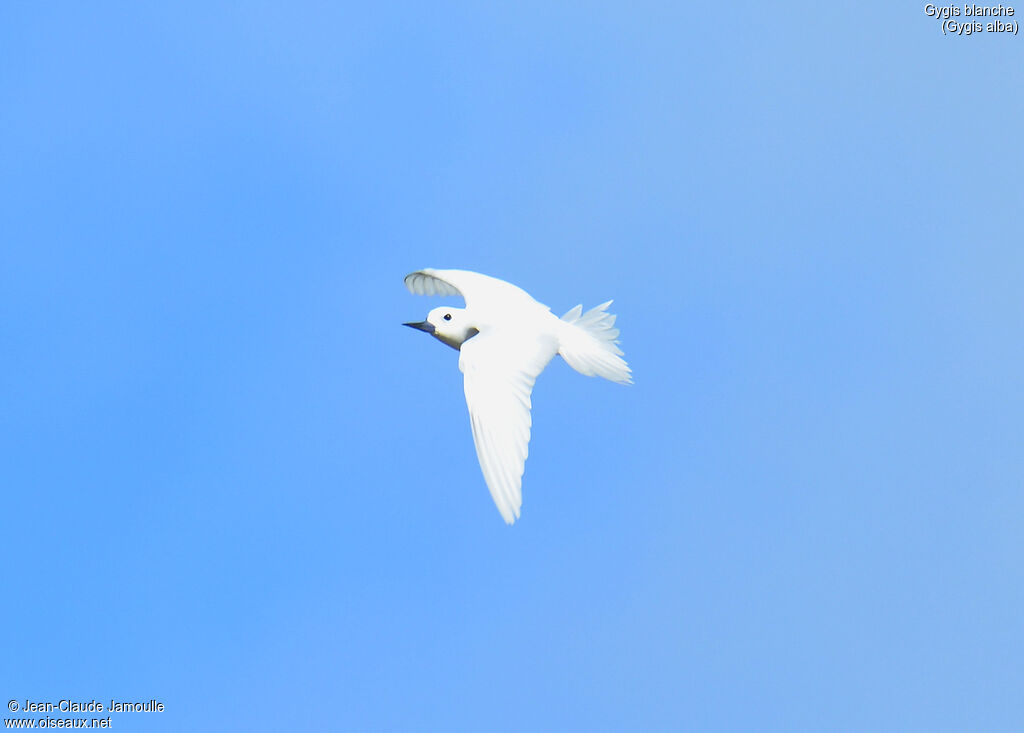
[403,321,435,334]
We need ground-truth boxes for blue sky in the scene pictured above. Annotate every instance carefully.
[2,2,1022,731]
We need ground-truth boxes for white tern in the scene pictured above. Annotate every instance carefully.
[403,268,632,524]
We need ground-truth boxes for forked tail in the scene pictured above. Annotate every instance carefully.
[558,301,633,385]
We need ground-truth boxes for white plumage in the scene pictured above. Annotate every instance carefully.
[403,268,632,524]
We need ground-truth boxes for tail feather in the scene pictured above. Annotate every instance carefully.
[558,300,633,384]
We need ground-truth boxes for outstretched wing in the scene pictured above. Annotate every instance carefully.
[458,328,558,524]
[404,268,548,315]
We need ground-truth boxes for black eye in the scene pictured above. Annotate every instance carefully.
[443,313,452,321]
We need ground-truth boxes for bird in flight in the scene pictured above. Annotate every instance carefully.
[403,268,632,524]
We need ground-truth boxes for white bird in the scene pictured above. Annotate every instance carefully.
[403,268,632,524]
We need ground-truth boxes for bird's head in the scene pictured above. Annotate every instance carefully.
[403,306,479,351]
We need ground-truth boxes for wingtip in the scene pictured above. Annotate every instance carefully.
[404,269,461,297]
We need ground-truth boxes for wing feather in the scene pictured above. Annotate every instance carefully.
[405,268,549,315]
[459,329,557,524]
[404,270,462,297]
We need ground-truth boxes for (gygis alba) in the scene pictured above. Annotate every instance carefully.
[403,268,632,524]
